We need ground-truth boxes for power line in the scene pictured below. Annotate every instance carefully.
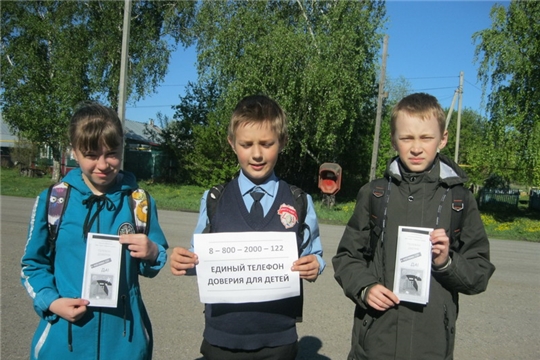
[127,104,176,108]
[403,75,458,80]
[412,86,457,91]
[387,75,458,81]
[464,79,482,92]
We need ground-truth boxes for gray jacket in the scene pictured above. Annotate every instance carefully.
[333,154,495,360]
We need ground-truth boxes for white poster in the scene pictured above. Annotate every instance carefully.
[194,231,300,304]
[81,233,123,308]
[393,226,433,305]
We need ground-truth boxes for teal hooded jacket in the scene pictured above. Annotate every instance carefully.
[21,168,168,360]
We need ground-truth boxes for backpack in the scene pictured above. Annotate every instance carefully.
[203,180,309,322]
[367,177,468,259]
[204,182,310,243]
[46,182,150,266]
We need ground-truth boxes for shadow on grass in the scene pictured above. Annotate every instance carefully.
[480,203,540,222]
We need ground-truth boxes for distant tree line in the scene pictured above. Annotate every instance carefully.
[2,0,538,196]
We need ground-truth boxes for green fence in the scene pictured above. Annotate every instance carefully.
[124,150,170,180]
[530,190,540,211]
[479,189,520,208]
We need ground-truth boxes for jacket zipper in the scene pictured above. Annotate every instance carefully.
[97,310,101,360]
[122,295,127,337]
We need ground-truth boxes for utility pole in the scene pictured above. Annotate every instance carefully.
[454,71,464,163]
[369,35,388,181]
[118,0,132,169]
[445,89,458,131]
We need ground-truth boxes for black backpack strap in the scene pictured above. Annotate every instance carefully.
[204,183,227,233]
[449,185,468,250]
[46,182,70,269]
[288,184,309,323]
[290,185,310,250]
[367,178,388,259]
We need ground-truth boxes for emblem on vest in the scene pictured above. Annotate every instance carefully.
[277,203,298,229]
[118,222,135,235]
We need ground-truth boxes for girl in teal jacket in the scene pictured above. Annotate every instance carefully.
[21,102,168,360]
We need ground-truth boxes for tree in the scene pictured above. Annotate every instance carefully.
[181,0,386,195]
[1,1,195,181]
[145,80,225,184]
[443,108,490,186]
[473,1,540,186]
[374,76,414,178]
[1,1,88,181]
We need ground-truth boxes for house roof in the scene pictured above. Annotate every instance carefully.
[0,113,18,148]
[0,113,159,148]
[125,119,160,146]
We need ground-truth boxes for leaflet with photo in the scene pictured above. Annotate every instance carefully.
[392,226,433,305]
[81,232,123,308]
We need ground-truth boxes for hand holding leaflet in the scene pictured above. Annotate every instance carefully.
[393,226,433,305]
[81,233,123,308]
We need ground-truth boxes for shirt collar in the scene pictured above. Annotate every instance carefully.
[238,171,278,198]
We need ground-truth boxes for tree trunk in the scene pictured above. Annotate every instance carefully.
[51,158,61,182]
[51,145,62,182]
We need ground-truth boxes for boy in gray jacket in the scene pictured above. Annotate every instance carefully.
[333,93,495,360]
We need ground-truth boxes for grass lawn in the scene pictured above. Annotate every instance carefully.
[2,168,539,242]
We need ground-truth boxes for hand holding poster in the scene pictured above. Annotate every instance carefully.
[194,231,300,304]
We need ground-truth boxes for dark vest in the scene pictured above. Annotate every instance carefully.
[203,178,303,350]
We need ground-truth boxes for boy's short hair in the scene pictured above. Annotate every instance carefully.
[390,93,446,137]
[228,95,288,146]
[69,102,124,153]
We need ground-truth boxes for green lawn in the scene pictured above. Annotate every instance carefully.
[2,168,539,242]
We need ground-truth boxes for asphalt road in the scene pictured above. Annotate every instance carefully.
[1,195,539,359]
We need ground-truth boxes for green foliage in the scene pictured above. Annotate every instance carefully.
[0,168,55,197]
[483,173,511,190]
[185,105,239,188]
[443,107,491,186]
[182,0,386,194]
[2,167,538,242]
[1,1,88,168]
[374,76,415,179]
[480,207,540,242]
[473,1,540,186]
[10,138,40,168]
[1,0,196,176]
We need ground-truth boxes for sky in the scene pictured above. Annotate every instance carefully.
[125,0,509,123]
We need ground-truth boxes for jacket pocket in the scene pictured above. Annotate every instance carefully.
[357,310,376,349]
[33,321,52,359]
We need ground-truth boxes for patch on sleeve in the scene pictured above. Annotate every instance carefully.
[118,222,135,235]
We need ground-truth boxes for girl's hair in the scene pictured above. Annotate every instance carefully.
[69,102,124,153]
[390,93,446,137]
[228,95,288,146]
